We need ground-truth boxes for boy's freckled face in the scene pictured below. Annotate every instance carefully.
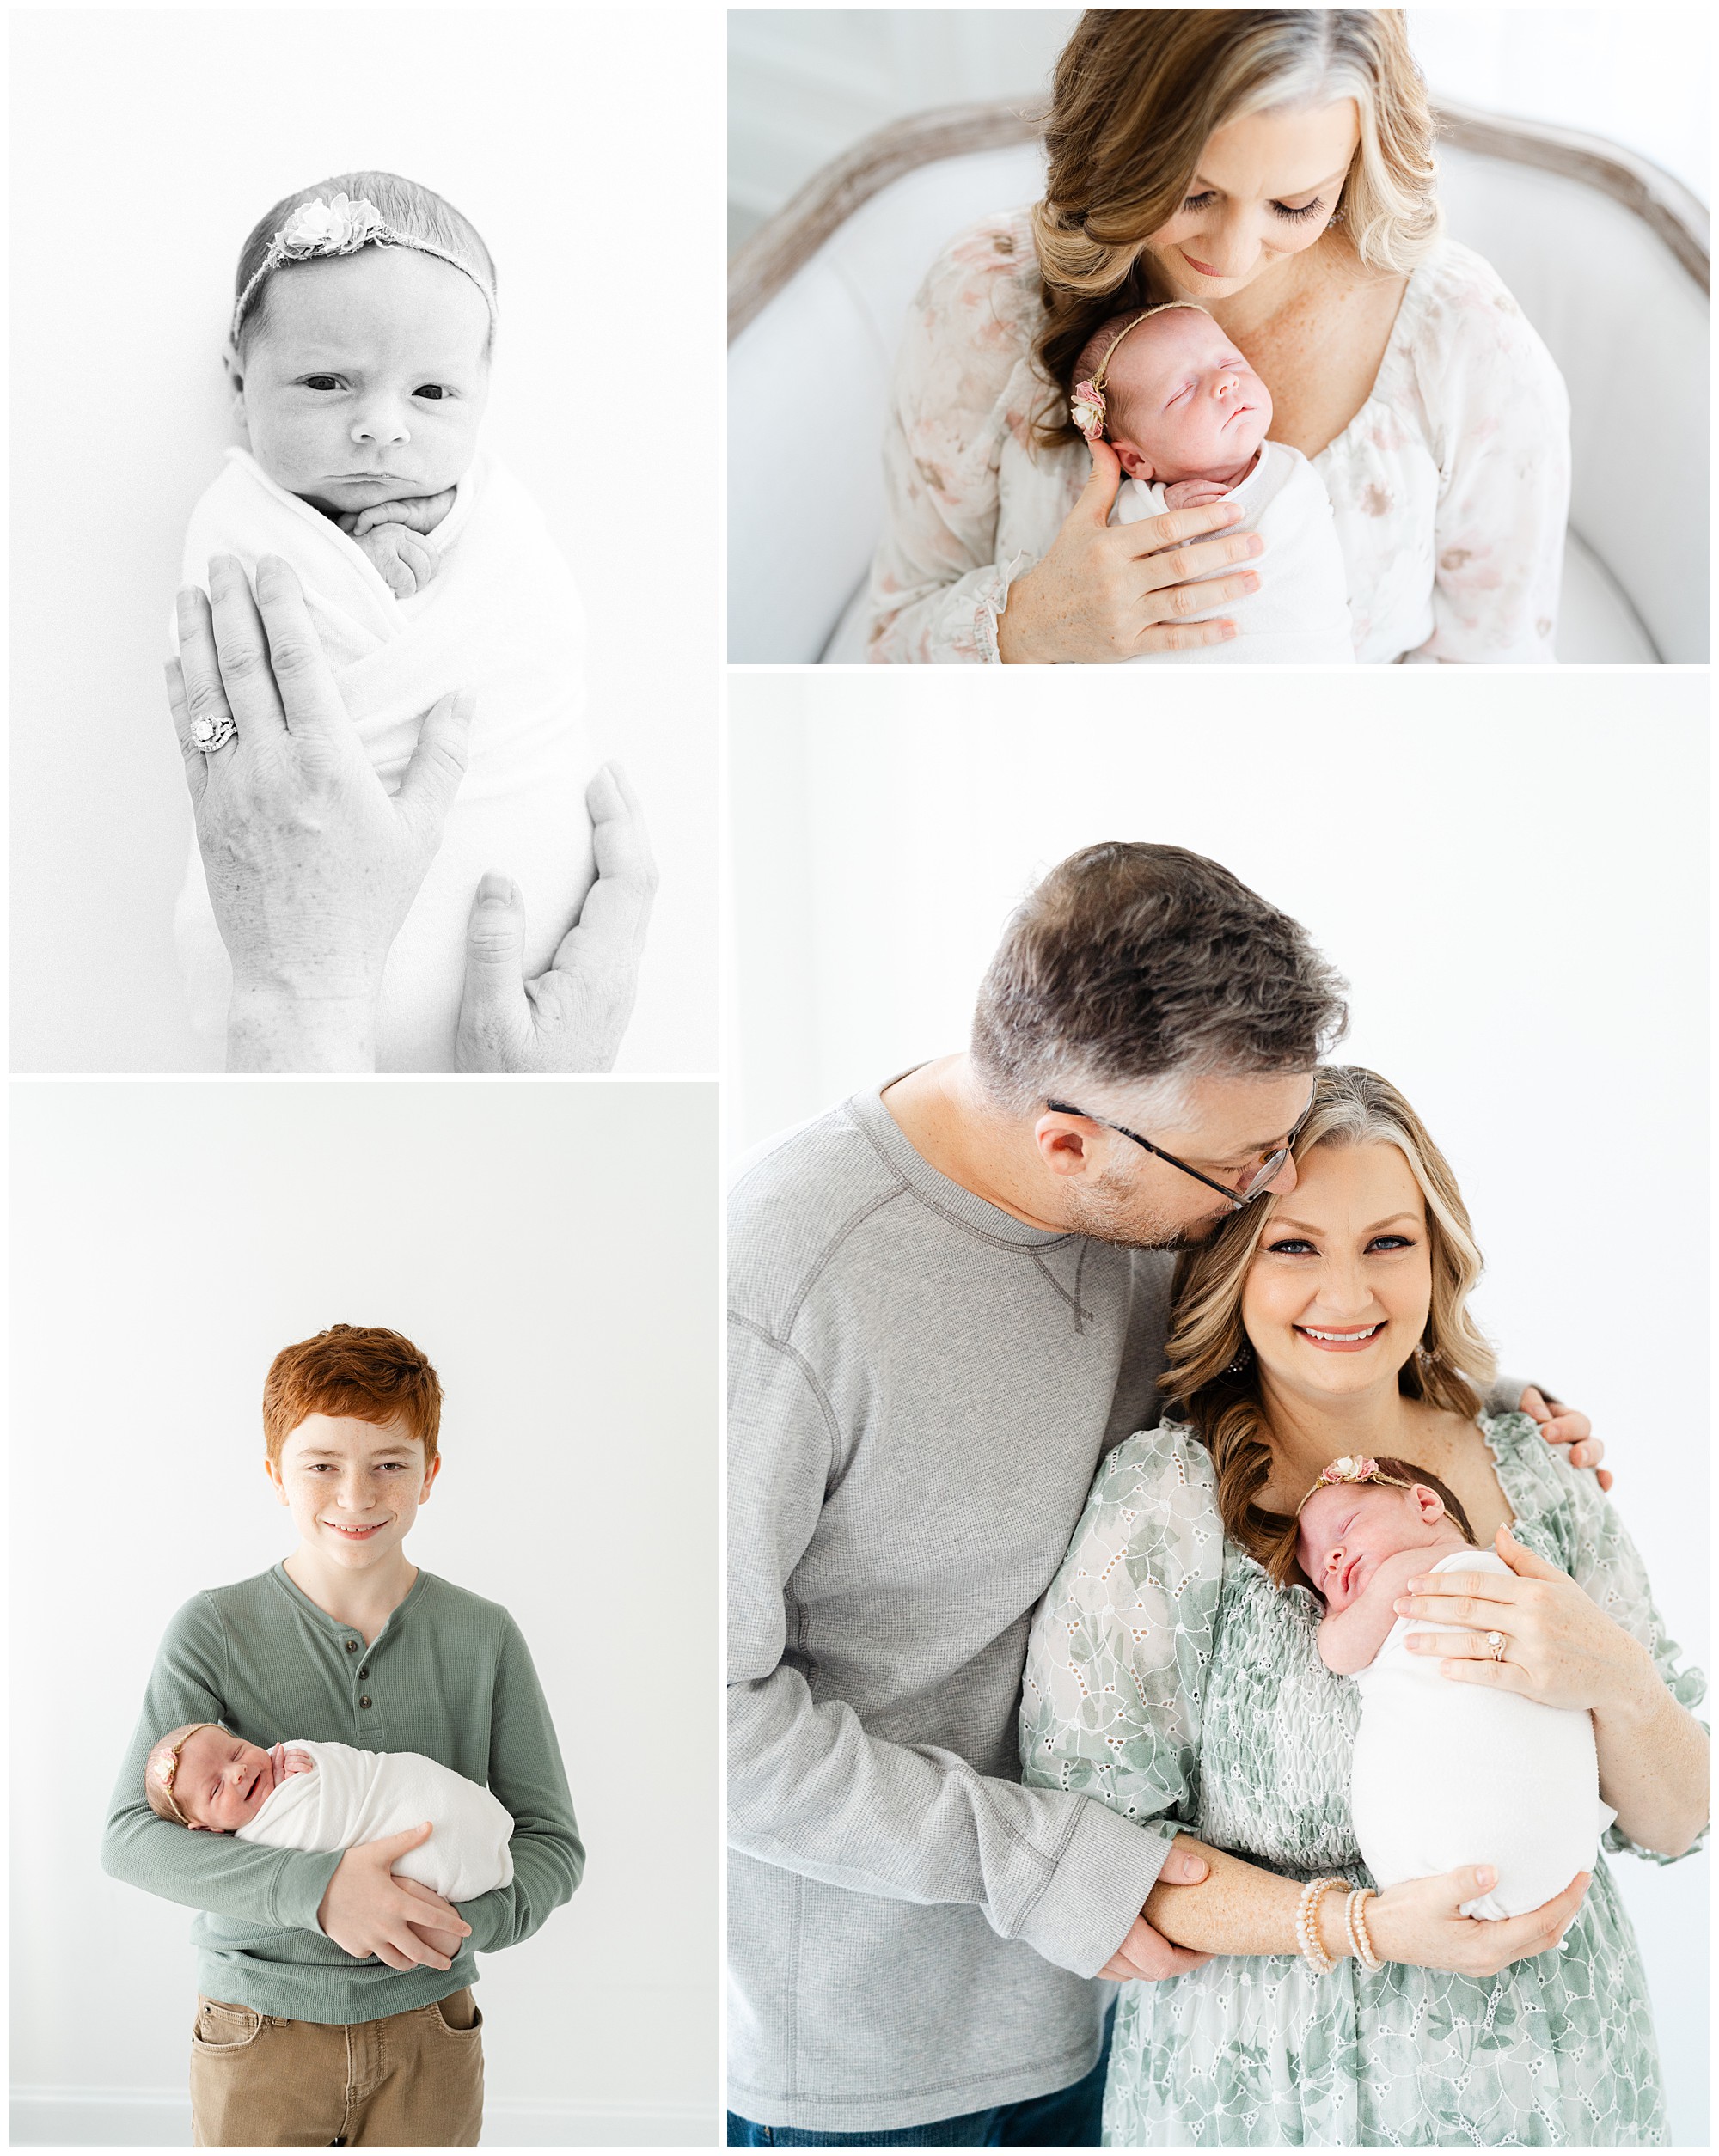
[1107,311,1271,485]
[175,1726,279,1833]
[267,1412,438,1572]
[234,246,491,513]
[1297,1482,1444,1615]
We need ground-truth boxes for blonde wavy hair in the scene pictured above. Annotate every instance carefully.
[1031,10,1441,448]
[1161,1066,1495,1584]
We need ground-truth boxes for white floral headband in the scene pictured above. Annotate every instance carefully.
[1294,1455,1418,1518]
[1069,301,1212,442]
[231,192,497,345]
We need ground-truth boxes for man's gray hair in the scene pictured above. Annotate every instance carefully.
[970,842,1349,1114]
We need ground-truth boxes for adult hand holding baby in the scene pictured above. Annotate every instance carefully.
[1363,1863,1591,1979]
[455,764,658,1073]
[994,438,1263,663]
[167,553,474,1072]
[315,1821,472,1973]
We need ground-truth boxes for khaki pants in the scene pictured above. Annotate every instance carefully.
[189,1988,484,2147]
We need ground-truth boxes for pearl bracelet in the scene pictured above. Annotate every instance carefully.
[1295,1876,1341,1974]
[1345,1886,1385,1973]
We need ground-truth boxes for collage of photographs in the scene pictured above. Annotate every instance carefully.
[5,4,1710,2153]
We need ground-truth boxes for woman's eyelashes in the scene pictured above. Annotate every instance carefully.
[1263,1234,1417,1255]
[1178,191,1324,222]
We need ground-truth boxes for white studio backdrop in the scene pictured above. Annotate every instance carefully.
[725,669,1710,2145]
[9,8,723,1077]
[9,1081,719,2148]
[729,5,1710,247]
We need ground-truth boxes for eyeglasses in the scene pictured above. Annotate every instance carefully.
[1045,1085,1318,1212]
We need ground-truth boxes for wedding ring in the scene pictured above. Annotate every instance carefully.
[1485,1629,1506,1661]
[191,710,237,753]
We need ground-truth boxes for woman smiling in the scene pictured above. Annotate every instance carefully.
[868,10,1569,663]
[1022,1067,1705,2145]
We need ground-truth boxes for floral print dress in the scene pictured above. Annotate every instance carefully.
[1019,1413,1705,2147]
[867,211,1570,664]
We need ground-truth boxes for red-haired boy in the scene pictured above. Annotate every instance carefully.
[102,1324,582,2147]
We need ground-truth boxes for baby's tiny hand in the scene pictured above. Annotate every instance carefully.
[340,488,458,540]
[354,522,438,598]
[1161,479,1234,510]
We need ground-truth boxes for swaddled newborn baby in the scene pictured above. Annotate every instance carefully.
[1295,1457,1612,1920]
[146,1721,514,1903]
[1070,303,1354,663]
[174,169,599,1070]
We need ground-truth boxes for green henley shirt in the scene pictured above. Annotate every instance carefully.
[101,1564,583,2023]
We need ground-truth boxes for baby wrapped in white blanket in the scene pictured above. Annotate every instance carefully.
[1297,1458,1612,1921]
[174,172,597,1071]
[238,1740,515,1903]
[1069,302,1354,663]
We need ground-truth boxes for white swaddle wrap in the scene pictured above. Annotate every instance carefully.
[173,447,598,1071]
[234,1739,514,1902]
[1113,440,1355,664]
[1349,1548,1615,1920]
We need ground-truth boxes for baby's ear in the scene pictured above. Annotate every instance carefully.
[1411,1483,1446,1522]
[223,346,250,438]
[1114,440,1154,483]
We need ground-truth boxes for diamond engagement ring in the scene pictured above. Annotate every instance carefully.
[1485,1630,1506,1661]
[191,711,237,753]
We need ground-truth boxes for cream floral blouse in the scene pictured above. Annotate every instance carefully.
[866,211,1571,665]
[1020,1414,1705,2147]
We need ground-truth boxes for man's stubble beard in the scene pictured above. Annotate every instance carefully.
[1057,1170,1231,1253]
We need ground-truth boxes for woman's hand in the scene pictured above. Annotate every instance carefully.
[166,553,474,1072]
[1365,1864,1589,1978]
[455,764,658,1072]
[1396,1526,1657,1717]
[995,438,1263,663]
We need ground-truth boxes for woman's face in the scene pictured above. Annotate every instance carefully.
[1146,99,1361,299]
[1239,1139,1433,1407]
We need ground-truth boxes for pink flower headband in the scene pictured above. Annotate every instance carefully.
[1294,1455,1418,1518]
[1069,300,1211,443]
[147,1720,224,1827]
[231,192,497,345]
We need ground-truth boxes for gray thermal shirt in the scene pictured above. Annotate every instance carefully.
[728,1084,1184,2133]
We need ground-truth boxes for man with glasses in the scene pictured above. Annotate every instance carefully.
[728,842,1600,2150]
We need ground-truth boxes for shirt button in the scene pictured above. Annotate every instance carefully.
[357,1667,369,1679]
[345,1640,358,1654]
[358,1695,372,1709]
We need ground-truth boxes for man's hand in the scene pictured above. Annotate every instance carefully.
[315,1823,472,1972]
[1098,1841,1214,1980]
[1520,1386,1612,1493]
[455,762,658,1072]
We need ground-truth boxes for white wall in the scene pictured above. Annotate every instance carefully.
[9,1079,719,2146]
[725,669,1710,2144]
[9,8,723,1076]
[728,6,1709,248]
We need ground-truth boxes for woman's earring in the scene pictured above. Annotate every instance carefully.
[1224,1341,1253,1376]
[1414,1341,1439,1370]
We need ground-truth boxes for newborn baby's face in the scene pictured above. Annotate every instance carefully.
[1106,309,1271,486]
[235,245,491,516]
[174,1726,286,1833]
[1297,1481,1448,1616]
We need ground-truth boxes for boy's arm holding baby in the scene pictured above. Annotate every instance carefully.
[101,1597,468,1975]
[338,486,459,600]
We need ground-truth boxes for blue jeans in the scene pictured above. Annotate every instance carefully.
[728,2008,1114,2147]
